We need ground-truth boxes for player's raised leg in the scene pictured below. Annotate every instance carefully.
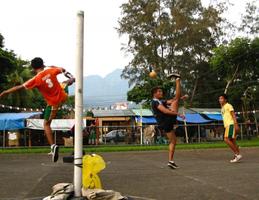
[170,78,181,112]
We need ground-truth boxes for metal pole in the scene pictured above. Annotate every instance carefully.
[28,130,32,147]
[3,130,5,148]
[240,123,243,140]
[198,124,201,143]
[140,104,143,145]
[183,107,189,143]
[253,110,258,135]
[24,130,27,147]
[104,127,107,144]
[74,10,84,197]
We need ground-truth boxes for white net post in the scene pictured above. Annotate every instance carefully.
[74,10,84,197]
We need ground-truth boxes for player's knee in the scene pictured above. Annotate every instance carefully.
[224,137,230,143]
[44,120,51,126]
[169,136,176,144]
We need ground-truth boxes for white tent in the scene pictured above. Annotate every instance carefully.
[26,119,86,131]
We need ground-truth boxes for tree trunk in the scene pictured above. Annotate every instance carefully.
[190,78,198,107]
[224,65,239,94]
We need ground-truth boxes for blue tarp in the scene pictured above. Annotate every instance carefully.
[135,116,157,124]
[136,114,212,124]
[0,112,41,130]
[177,114,212,124]
[204,114,223,121]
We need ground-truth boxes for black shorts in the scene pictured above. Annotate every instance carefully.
[157,117,177,133]
[159,123,175,133]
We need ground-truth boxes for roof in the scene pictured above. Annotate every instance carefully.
[27,119,86,131]
[92,109,135,117]
[177,113,212,124]
[135,116,157,124]
[0,112,41,130]
[178,107,196,114]
[132,108,197,116]
[204,114,223,121]
[189,108,221,114]
[135,114,213,124]
[132,109,154,117]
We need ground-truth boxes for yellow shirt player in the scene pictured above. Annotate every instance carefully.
[222,103,235,136]
[219,94,242,163]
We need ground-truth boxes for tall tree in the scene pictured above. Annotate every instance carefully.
[118,0,225,106]
[0,33,3,48]
[0,41,17,90]
[210,37,259,109]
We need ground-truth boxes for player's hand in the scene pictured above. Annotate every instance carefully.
[181,95,189,101]
[234,124,240,133]
[0,91,7,98]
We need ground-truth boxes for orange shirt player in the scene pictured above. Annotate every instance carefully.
[0,57,75,162]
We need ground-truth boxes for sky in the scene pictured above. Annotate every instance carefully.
[0,0,255,78]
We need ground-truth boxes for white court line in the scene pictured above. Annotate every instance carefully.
[171,170,250,200]
[127,195,157,200]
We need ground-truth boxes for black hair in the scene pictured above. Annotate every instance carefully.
[151,86,163,96]
[219,93,228,101]
[31,57,44,69]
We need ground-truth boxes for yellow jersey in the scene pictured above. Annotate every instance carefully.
[221,103,234,128]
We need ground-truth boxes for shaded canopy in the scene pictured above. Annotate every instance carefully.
[0,112,41,130]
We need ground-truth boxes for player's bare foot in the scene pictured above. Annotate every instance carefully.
[167,73,181,80]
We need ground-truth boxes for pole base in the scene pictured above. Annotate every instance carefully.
[70,197,86,200]
[63,155,74,163]
[63,150,86,163]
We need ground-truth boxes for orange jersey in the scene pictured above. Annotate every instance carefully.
[23,66,68,106]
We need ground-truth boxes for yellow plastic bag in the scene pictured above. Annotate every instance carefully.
[82,154,106,189]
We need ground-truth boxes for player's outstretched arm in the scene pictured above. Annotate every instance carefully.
[49,66,74,79]
[0,85,24,98]
[50,66,75,85]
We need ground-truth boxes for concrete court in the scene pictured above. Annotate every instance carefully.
[0,147,259,200]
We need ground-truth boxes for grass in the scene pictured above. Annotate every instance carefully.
[1,138,259,154]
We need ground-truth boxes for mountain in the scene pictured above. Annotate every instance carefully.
[69,69,130,107]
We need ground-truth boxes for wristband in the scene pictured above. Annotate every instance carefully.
[64,71,74,79]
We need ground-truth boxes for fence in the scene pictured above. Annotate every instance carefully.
[89,123,258,145]
[0,123,258,148]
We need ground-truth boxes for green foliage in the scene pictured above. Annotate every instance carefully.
[0,33,46,110]
[0,33,3,48]
[56,96,75,119]
[210,37,259,109]
[1,138,259,154]
[118,0,225,106]
[0,33,76,118]
[0,48,17,88]
[127,76,174,105]
[86,110,94,117]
